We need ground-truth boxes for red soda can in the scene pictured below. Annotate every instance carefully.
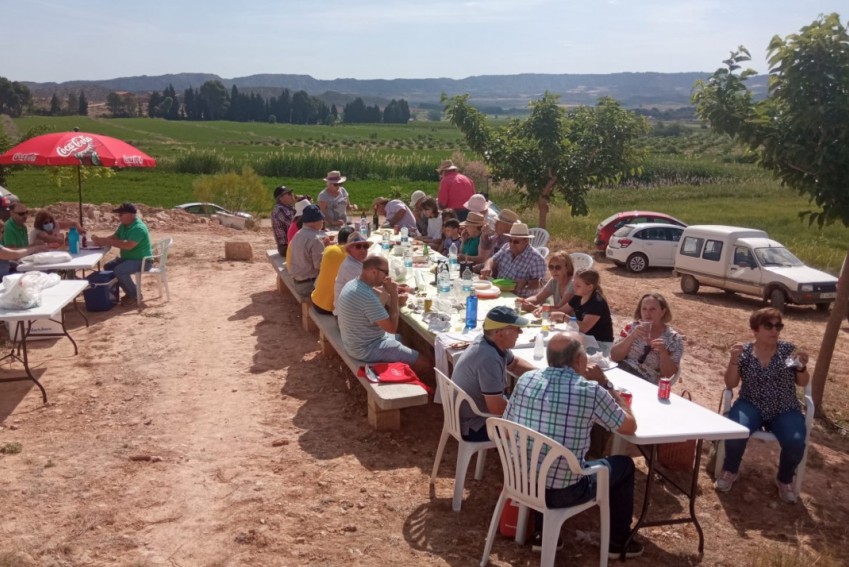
[618,388,632,407]
[658,377,671,400]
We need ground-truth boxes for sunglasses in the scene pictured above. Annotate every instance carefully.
[762,321,784,331]
[548,264,563,270]
[350,243,370,250]
[13,211,28,217]
[510,239,526,244]
[637,344,652,364]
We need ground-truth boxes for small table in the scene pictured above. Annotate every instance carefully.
[0,280,89,403]
[17,248,106,276]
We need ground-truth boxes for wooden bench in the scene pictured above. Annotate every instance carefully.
[266,249,312,332]
[308,307,429,430]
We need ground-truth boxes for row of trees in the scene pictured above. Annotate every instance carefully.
[48,91,88,116]
[0,77,32,117]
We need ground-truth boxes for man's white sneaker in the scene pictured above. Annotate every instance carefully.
[775,479,797,504]
[714,470,739,493]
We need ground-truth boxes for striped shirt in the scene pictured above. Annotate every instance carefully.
[336,278,389,360]
[504,366,625,489]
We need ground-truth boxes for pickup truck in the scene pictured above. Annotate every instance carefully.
[674,225,837,312]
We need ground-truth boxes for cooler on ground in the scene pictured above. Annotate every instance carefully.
[84,270,119,312]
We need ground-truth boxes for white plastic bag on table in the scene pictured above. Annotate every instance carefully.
[20,251,73,265]
[0,271,61,310]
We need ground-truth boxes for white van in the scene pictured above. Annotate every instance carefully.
[674,225,837,312]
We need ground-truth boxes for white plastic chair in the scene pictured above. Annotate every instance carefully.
[570,252,594,272]
[529,227,550,248]
[431,369,497,512]
[714,381,815,498]
[135,236,173,305]
[481,418,610,567]
[534,246,550,259]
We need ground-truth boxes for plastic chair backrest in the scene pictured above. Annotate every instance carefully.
[528,227,550,248]
[535,246,550,259]
[570,252,594,272]
[436,369,491,439]
[155,237,174,269]
[486,417,588,510]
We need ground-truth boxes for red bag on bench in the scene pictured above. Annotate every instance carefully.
[356,363,432,395]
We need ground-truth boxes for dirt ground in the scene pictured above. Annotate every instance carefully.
[1,213,848,567]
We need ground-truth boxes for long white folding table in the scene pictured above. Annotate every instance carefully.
[17,248,106,275]
[0,280,89,403]
[510,347,749,556]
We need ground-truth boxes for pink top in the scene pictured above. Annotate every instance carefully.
[287,222,299,244]
[438,172,475,210]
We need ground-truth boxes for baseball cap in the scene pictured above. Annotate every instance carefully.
[273,185,293,199]
[112,202,137,214]
[483,306,530,331]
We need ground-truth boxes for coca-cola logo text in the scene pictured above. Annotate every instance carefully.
[122,155,145,165]
[56,135,94,157]
[12,153,38,163]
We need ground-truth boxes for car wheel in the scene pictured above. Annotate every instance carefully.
[815,302,829,312]
[627,253,648,273]
[680,275,699,294]
[769,288,786,312]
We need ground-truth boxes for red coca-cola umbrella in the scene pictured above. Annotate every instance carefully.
[0,130,156,226]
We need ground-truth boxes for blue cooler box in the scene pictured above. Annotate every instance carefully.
[84,270,119,312]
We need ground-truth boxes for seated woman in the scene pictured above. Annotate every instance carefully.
[714,307,809,504]
[556,268,614,355]
[29,211,82,248]
[416,198,442,246]
[517,250,574,314]
[610,292,683,384]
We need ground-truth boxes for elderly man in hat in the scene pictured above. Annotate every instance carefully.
[288,204,327,296]
[436,159,475,222]
[91,202,152,306]
[310,226,354,315]
[318,170,355,229]
[271,185,296,257]
[336,254,432,379]
[451,306,537,441]
[481,222,547,298]
[475,208,519,270]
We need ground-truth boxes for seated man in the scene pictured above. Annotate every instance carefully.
[0,202,49,279]
[504,332,642,558]
[336,255,432,379]
[91,203,152,306]
[287,204,326,297]
[310,226,354,315]
[451,306,536,441]
[334,232,371,312]
[480,222,546,298]
[475,208,519,272]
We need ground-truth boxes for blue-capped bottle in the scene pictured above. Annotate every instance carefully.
[68,226,80,254]
[464,294,478,332]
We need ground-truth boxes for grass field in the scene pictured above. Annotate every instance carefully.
[4,116,848,273]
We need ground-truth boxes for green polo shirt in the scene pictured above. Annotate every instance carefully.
[115,217,152,260]
[2,218,29,248]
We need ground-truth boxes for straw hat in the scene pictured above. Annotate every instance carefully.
[497,209,520,224]
[436,159,459,173]
[409,190,427,208]
[323,170,347,184]
[507,222,534,238]
[463,194,489,213]
[460,212,485,227]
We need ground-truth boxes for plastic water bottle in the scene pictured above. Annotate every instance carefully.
[462,266,473,293]
[448,242,459,277]
[400,226,409,246]
[566,316,579,333]
[403,246,413,270]
[464,294,478,331]
[68,227,80,254]
[382,230,391,251]
[437,263,451,296]
[533,333,545,360]
[359,213,368,237]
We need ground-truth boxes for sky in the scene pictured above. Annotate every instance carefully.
[2,0,845,83]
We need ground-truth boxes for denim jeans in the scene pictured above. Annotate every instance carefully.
[104,257,144,299]
[461,425,490,442]
[534,455,635,546]
[722,397,806,484]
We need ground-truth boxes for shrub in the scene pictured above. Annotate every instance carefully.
[192,166,271,215]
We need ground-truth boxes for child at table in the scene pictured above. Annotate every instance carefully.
[556,268,614,355]
[438,218,462,256]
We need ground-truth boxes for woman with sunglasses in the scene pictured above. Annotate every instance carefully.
[610,292,683,384]
[517,251,575,314]
[714,307,809,503]
[318,170,355,229]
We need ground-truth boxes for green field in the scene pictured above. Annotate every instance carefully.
[4,116,848,273]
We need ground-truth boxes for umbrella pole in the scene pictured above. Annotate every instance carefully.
[77,165,84,228]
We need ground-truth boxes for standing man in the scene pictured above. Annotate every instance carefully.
[503,332,643,558]
[451,306,536,441]
[480,222,546,298]
[336,255,432,379]
[91,203,152,306]
[287,204,326,297]
[271,185,296,257]
[437,159,475,221]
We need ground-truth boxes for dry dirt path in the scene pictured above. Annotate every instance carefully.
[1,227,848,566]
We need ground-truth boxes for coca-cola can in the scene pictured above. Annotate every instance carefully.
[618,388,632,407]
[658,377,672,400]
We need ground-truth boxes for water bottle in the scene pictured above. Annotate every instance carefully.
[462,266,473,293]
[400,226,409,246]
[437,263,451,296]
[464,294,478,331]
[566,316,579,333]
[533,333,545,360]
[403,246,413,270]
[359,213,368,237]
[448,242,459,277]
[382,230,391,251]
[68,226,80,254]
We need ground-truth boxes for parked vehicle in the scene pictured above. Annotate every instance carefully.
[606,223,685,272]
[595,211,686,251]
[674,225,837,312]
[174,202,253,220]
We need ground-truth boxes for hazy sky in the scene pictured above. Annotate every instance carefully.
[2,1,845,83]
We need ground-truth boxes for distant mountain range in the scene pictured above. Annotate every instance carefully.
[22,72,769,109]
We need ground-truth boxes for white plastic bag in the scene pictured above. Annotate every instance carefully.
[20,251,72,265]
[0,271,61,310]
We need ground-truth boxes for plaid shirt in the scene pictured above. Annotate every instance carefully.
[271,203,296,247]
[491,243,547,297]
[504,367,625,489]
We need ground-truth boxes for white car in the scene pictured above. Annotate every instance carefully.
[174,202,253,220]
[606,223,685,272]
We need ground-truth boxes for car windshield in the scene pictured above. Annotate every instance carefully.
[755,247,803,267]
